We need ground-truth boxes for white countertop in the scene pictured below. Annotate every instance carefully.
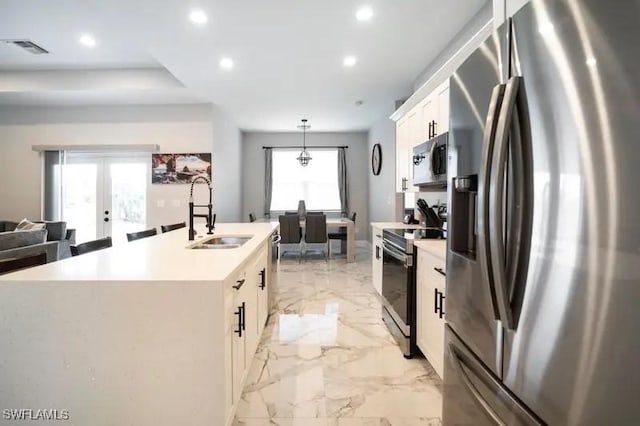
[0,223,278,283]
[413,239,447,261]
[371,222,425,230]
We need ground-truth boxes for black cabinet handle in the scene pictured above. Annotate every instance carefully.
[376,246,380,260]
[434,267,446,277]
[438,292,446,319]
[241,302,246,331]
[233,279,245,290]
[434,288,439,314]
[428,121,433,139]
[259,268,266,290]
[234,304,243,337]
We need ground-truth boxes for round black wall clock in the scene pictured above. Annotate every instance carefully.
[371,143,382,176]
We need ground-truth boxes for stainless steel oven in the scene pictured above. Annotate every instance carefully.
[381,229,417,358]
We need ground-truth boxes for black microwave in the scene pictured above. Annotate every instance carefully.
[412,132,448,188]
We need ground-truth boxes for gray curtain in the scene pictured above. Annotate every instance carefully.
[337,148,349,216]
[264,148,273,217]
[43,150,65,221]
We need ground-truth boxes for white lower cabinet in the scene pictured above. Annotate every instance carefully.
[253,246,269,337]
[225,242,271,424]
[371,227,383,295]
[228,269,248,405]
[416,248,446,379]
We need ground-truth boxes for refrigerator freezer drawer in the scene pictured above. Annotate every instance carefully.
[443,325,542,426]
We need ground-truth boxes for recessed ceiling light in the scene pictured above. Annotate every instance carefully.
[79,34,97,48]
[586,56,597,67]
[219,57,234,70]
[189,9,208,25]
[343,56,357,67]
[356,6,373,22]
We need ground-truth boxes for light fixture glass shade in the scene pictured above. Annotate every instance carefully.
[297,149,312,166]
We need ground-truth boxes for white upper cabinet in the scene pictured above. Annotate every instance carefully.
[436,81,450,134]
[396,117,409,192]
[394,78,450,191]
[407,104,423,147]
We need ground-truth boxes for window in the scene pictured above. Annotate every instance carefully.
[270,149,340,211]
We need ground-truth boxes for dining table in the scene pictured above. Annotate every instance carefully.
[258,217,356,263]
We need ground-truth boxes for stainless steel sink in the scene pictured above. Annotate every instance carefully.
[191,236,253,250]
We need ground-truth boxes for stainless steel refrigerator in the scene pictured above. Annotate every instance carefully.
[444,0,640,424]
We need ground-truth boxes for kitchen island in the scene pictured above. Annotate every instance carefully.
[0,223,277,426]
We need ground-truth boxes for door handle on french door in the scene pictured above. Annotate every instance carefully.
[448,344,507,426]
[489,76,523,330]
[477,84,505,321]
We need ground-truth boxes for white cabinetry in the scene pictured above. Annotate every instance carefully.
[416,248,446,379]
[371,226,383,295]
[251,245,269,338]
[395,117,409,192]
[436,82,450,134]
[420,95,438,141]
[408,104,423,147]
[394,79,450,191]
[225,241,270,424]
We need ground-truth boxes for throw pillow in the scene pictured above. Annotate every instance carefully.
[15,218,46,231]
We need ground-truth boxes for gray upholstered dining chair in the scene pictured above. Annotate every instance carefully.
[278,214,302,262]
[304,214,328,261]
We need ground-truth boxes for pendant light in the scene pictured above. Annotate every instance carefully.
[296,119,312,167]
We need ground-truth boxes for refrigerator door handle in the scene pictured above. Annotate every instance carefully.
[489,76,522,330]
[448,343,507,426]
[504,78,535,330]
[477,83,506,321]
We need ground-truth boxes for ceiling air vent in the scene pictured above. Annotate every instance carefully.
[2,39,50,55]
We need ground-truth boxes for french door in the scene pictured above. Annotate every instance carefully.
[61,154,149,245]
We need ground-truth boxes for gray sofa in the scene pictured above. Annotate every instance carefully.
[0,229,58,263]
[0,221,76,262]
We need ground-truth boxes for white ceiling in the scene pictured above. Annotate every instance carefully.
[0,0,487,131]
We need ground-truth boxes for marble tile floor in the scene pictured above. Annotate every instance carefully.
[233,244,443,426]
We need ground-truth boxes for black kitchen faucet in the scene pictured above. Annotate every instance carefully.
[188,176,216,241]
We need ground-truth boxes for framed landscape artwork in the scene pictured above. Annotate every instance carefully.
[152,153,212,184]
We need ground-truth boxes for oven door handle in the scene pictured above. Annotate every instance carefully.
[382,242,410,266]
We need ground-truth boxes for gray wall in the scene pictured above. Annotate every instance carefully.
[241,131,370,240]
[368,107,399,224]
[212,105,242,222]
